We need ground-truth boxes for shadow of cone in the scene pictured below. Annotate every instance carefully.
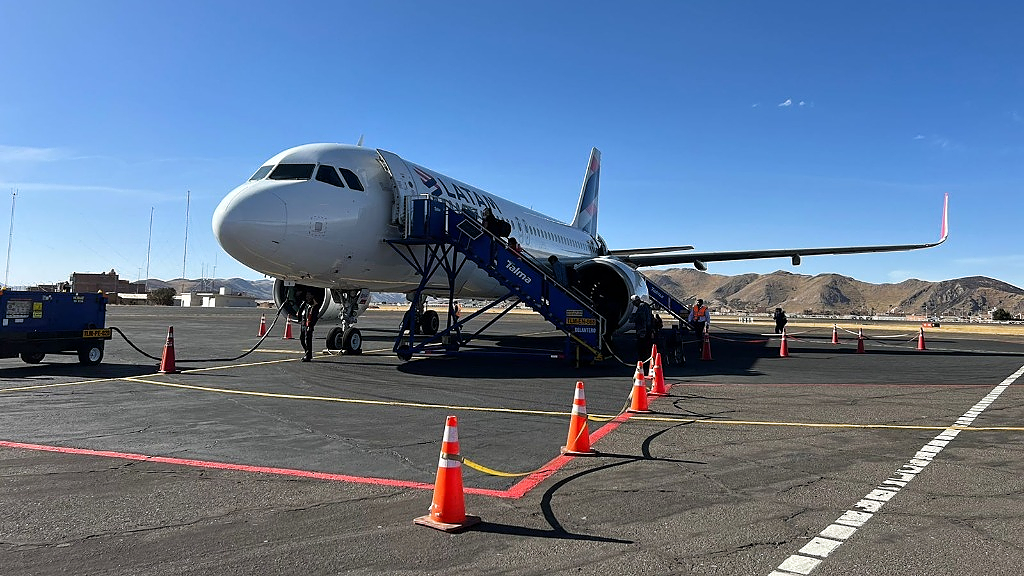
[257,313,267,337]
[628,361,652,413]
[282,319,293,340]
[918,327,926,350]
[414,416,481,532]
[158,326,179,374]
[857,328,865,354]
[561,381,595,455]
[779,328,789,358]
[650,353,667,396]
[701,328,713,361]
[832,324,840,344]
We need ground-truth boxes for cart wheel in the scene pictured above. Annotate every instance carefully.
[78,342,104,366]
[20,351,45,364]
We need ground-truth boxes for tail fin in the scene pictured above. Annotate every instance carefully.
[570,147,601,237]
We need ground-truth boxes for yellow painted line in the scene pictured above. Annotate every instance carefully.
[121,377,571,416]
[118,378,1024,432]
[0,377,124,393]
[626,415,1024,431]
[178,357,302,373]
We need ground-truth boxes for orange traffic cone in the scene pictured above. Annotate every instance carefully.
[628,361,652,413]
[650,352,667,396]
[701,328,713,361]
[917,326,926,350]
[257,313,267,337]
[282,319,294,339]
[561,381,595,455]
[414,416,481,532]
[856,328,865,354]
[779,328,789,358]
[831,324,840,345]
[158,326,179,374]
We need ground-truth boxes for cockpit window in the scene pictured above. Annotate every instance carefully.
[338,168,365,191]
[269,164,315,180]
[249,165,273,181]
[316,165,346,188]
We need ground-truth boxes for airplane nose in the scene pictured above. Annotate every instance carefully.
[213,185,288,261]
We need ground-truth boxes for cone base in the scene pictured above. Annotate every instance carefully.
[560,446,597,456]
[158,369,180,374]
[413,514,481,533]
[627,408,653,413]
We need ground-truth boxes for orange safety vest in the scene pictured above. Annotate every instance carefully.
[691,305,708,322]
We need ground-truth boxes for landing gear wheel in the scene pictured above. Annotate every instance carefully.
[20,351,45,364]
[78,342,104,366]
[341,327,362,354]
[397,345,412,361]
[420,310,439,335]
[326,327,345,351]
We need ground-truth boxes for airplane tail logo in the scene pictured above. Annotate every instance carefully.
[571,148,601,237]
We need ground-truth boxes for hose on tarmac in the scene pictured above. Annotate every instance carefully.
[109,306,288,364]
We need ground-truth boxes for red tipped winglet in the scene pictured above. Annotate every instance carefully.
[939,193,949,243]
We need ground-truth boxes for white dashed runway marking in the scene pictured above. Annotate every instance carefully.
[770,362,1024,576]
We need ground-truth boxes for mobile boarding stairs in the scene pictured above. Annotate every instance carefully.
[385,196,691,365]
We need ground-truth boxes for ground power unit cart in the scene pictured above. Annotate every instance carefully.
[0,290,112,365]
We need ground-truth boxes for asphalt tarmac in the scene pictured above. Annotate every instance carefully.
[2,307,1023,576]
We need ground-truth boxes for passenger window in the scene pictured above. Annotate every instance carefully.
[316,165,346,188]
[269,164,315,180]
[249,165,273,181]
[338,168,365,191]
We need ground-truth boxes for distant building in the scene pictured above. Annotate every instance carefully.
[69,270,146,303]
[177,287,257,308]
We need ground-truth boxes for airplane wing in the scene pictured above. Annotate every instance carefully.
[617,194,949,270]
[606,245,694,256]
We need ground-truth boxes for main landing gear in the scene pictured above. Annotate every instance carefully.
[326,289,367,354]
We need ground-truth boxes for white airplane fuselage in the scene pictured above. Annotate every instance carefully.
[213,144,603,299]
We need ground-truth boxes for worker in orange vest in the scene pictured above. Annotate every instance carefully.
[688,298,710,337]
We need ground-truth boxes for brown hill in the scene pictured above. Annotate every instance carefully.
[642,269,1024,318]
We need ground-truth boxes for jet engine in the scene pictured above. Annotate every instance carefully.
[573,257,650,332]
[272,279,360,321]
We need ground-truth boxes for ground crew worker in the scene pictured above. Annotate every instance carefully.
[688,298,710,337]
[632,295,655,371]
[548,255,569,286]
[773,307,788,333]
[298,293,319,362]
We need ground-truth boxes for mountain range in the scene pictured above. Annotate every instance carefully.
[642,269,1024,318]
[147,271,1024,318]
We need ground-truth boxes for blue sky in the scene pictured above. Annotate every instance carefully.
[2,1,1022,289]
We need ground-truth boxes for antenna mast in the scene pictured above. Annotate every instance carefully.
[4,189,16,287]
[181,191,190,296]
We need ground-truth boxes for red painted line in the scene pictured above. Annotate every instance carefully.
[0,385,669,500]
[0,440,434,491]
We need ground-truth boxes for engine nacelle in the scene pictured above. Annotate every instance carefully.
[273,279,369,322]
[573,257,649,331]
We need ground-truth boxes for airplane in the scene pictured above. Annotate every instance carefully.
[212,144,948,355]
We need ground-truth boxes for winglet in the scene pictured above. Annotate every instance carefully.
[939,193,949,243]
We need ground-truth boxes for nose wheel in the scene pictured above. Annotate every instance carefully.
[327,326,363,354]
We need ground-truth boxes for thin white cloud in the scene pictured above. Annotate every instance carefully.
[0,145,69,163]
[1012,111,1023,124]
[913,134,926,140]
[778,99,793,107]
[0,181,179,202]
